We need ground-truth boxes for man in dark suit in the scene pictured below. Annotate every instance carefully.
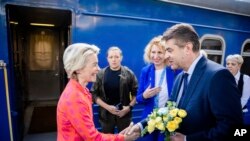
[127,23,243,141]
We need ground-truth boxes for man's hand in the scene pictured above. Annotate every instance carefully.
[120,122,134,135]
[120,122,140,141]
[170,132,185,141]
[124,132,140,141]
[126,123,141,135]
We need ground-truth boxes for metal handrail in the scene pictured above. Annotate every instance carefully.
[0,60,13,141]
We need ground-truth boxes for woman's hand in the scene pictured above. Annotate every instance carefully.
[143,85,161,99]
[107,105,119,115]
[117,106,130,118]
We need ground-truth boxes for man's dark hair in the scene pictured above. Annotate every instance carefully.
[162,23,200,52]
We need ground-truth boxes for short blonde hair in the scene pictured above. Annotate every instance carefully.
[63,43,100,78]
[226,54,244,65]
[143,35,166,64]
[106,46,123,57]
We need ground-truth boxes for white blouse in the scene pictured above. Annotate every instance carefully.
[234,71,250,111]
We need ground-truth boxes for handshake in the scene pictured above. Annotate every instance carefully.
[119,122,185,141]
[120,122,141,141]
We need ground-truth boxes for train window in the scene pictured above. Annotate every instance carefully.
[243,42,250,52]
[241,40,250,76]
[202,39,222,50]
[200,35,225,64]
[207,54,222,64]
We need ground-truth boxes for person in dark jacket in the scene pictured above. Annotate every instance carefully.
[91,46,138,133]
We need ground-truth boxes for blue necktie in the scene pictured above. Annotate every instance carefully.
[178,73,189,107]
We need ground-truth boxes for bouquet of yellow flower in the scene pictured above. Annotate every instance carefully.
[141,101,187,141]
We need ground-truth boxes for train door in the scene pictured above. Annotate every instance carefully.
[26,28,60,101]
[6,5,71,140]
[23,27,60,134]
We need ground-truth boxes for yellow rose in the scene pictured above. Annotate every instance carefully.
[178,109,187,118]
[169,108,178,117]
[148,119,156,127]
[156,122,165,131]
[166,121,179,132]
[155,116,162,123]
[147,124,155,133]
[173,117,182,124]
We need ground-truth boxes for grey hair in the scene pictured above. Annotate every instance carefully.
[63,43,100,78]
[226,54,244,64]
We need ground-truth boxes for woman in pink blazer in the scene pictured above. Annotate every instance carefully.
[57,43,139,141]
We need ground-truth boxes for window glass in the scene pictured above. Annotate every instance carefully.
[201,39,222,51]
[207,55,222,64]
[241,56,250,76]
[241,41,250,76]
[201,36,224,64]
[243,43,250,52]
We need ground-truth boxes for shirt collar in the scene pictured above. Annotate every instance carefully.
[185,53,203,79]
[234,71,240,81]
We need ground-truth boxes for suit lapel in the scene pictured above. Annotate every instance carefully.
[171,72,183,101]
[166,67,174,97]
[180,56,207,108]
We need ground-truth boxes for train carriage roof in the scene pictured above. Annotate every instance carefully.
[161,0,250,16]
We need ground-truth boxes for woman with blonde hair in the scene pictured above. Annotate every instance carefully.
[57,43,139,141]
[136,36,181,141]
